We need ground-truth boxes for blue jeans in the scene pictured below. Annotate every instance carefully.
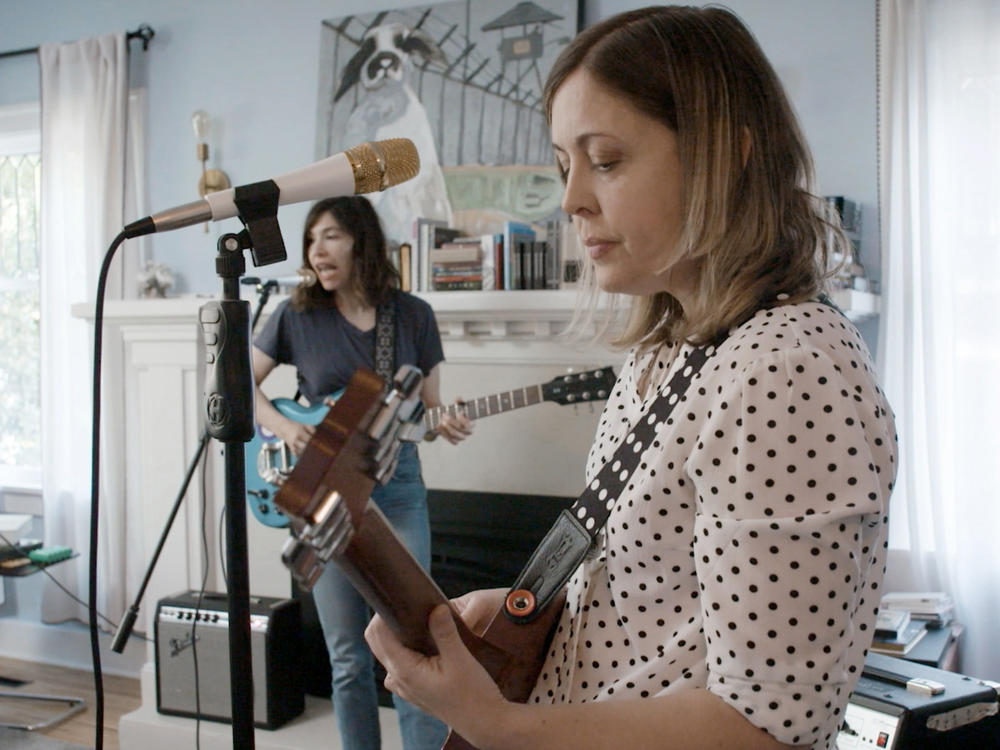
[311,442,448,750]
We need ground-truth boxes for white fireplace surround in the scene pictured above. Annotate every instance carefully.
[70,289,622,640]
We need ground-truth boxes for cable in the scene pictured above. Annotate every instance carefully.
[86,230,129,750]
[192,442,211,750]
[218,500,229,589]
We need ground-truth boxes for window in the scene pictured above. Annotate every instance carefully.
[0,102,41,490]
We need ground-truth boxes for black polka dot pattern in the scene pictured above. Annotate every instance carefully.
[528,301,897,749]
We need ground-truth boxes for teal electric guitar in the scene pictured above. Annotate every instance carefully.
[245,367,617,527]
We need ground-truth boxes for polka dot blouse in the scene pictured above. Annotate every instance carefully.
[528,301,897,749]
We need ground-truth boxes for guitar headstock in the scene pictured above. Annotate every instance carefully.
[541,367,617,405]
[276,365,425,589]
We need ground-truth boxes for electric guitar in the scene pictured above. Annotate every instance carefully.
[276,366,568,750]
[245,366,616,528]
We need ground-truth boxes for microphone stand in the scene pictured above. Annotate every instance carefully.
[113,174,287,747]
[204,229,257,749]
[198,181,286,749]
[110,279,279,655]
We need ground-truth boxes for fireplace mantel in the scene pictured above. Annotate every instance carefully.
[72,286,877,334]
[71,288,588,341]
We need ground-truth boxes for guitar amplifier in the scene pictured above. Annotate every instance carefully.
[154,590,304,729]
[839,652,1000,748]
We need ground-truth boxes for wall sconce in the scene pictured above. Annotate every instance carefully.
[191,109,231,198]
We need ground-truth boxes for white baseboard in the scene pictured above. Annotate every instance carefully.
[0,618,146,678]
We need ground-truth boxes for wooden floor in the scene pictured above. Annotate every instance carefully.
[0,655,140,749]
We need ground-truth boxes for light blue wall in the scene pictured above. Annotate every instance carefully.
[0,0,878,298]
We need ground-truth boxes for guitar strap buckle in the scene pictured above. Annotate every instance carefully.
[503,509,592,624]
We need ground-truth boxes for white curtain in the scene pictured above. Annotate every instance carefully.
[879,0,1000,680]
[39,33,132,630]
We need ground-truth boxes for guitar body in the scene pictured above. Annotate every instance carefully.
[276,369,567,750]
[244,396,335,527]
[248,366,616,529]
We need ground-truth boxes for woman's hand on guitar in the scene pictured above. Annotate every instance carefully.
[433,401,474,444]
[450,587,507,636]
[277,418,315,457]
[365,601,510,747]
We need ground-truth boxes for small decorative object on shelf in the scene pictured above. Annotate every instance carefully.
[138,262,175,298]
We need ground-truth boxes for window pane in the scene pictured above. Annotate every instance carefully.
[0,152,41,470]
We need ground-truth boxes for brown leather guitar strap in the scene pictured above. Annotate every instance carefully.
[504,340,719,624]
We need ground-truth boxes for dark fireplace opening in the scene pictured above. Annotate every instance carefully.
[293,488,575,701]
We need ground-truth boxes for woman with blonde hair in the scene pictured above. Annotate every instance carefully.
[367,7,896,749]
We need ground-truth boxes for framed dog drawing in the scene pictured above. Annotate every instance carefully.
[316,0,581,244]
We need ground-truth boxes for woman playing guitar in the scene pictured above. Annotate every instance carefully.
[365,7,897,750]
[252,194,471,750]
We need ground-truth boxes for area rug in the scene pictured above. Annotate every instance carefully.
[0,727,88,749]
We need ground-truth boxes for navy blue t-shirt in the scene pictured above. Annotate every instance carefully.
[253,290,444,405]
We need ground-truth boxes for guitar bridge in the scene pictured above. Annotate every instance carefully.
[258,440,293,487]
[281,488,355,590]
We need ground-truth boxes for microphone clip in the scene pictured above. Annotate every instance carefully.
[233,179,286,267]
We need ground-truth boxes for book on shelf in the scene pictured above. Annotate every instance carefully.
[398,242,412,292]
[870,619,927,656]
[492,233,504,290]
[511,240,552,290]
[431,261,483,291]
[428,233,494,292]
[413,218,461,292]
[430,243,481,264]
[411,219,574,292]
[874,607,911,639]
[501,220,536,290]
[880,591,955,628]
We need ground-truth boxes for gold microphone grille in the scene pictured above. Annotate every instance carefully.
[345,138,420,194]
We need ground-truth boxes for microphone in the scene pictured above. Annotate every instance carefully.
[241,268,318,288]
[123,138,419,238]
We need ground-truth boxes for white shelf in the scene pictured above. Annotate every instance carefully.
[415,288,578,313]
[0,513,32,538]
[830,288,880,322]
[72,288,879,340]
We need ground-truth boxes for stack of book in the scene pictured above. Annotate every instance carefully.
[499,220,561,290]
[430,237,490,291]
[407,216,567,291]
[871,608,927,656]
[880,591,956,629]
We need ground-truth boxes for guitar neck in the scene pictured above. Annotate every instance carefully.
[424,385,543,433]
